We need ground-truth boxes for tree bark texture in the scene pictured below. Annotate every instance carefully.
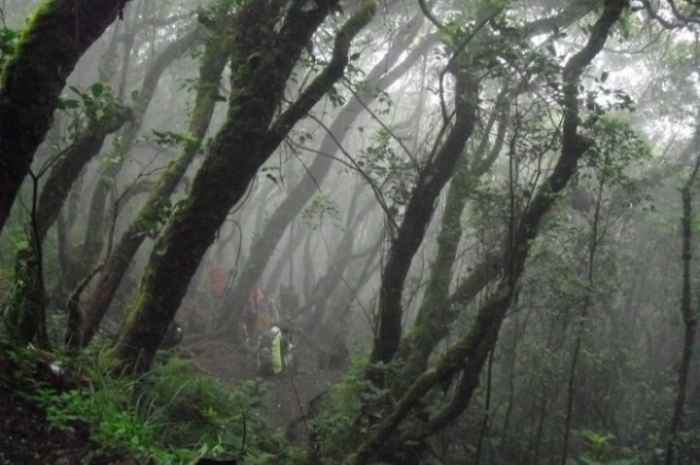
[77,26,202,276]
[398,89,510,380]
[36,104,132,242]
[348,2,625,463]
[396,1,601,379]
[219,14,432,331]
[110,0,377,373]
[80,21,229,347]
[370,66,479,366]
[0,0,132,233]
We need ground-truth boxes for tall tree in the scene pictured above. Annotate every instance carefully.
[369,0,499,367]
[395,0,600,382]
[110,0,377,373]
[35,89,132,243]
[665,121,700,465]
[219,13,433,334]
[398,87,509,380]
[75,23,202,283]
[79,12,231,347]
[349,1,626,463]
[0,0,132,233]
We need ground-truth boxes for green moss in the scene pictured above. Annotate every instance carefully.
[1,0,70,90]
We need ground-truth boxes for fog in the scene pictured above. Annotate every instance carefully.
[2,1,700,464]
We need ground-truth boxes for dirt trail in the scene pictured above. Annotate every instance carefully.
[184,337,345,432]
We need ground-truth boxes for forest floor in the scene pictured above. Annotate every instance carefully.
[184,336,345,430]
[0,350,136,465]
[0,338,342,465]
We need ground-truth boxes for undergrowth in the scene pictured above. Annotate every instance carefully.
[30,352,297,465]
[312,355,369,459]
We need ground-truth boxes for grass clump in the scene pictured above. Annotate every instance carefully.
[34,355,290,464]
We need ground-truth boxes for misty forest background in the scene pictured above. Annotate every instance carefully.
[2,1,700,464]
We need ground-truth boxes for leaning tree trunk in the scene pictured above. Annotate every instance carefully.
[35,102,132,243]
[78,20,229,348]
[76,25,202,279]
[0,0,132,233]
[393,0,596,381]
[348,3,624,464]
[408,0,624,442]
[397,86,510,381]
[370,65,480,367]
[219,15,432,330]
[110,0,377,373]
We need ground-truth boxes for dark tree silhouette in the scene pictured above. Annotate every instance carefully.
[0,0,132,232]
[110,0,377,373]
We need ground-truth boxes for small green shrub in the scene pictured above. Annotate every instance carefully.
[35,371,192,464]
[575,430,642,465]
[34,356,291,464]
[140,358,266,452]
[312,356,370,458]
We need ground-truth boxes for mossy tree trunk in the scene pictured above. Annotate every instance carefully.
[370,65,480,367]
[397,88,510,381]
[79,19,230,347]
[2,246,48,348]
[406,0,624,441]
[35,104,132,243]
[0,0,132,233]
[75,26,202,281]
[219,15,432,331]
[391,1,598,384]
[110,0,377,373]
[347,2,624,463]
